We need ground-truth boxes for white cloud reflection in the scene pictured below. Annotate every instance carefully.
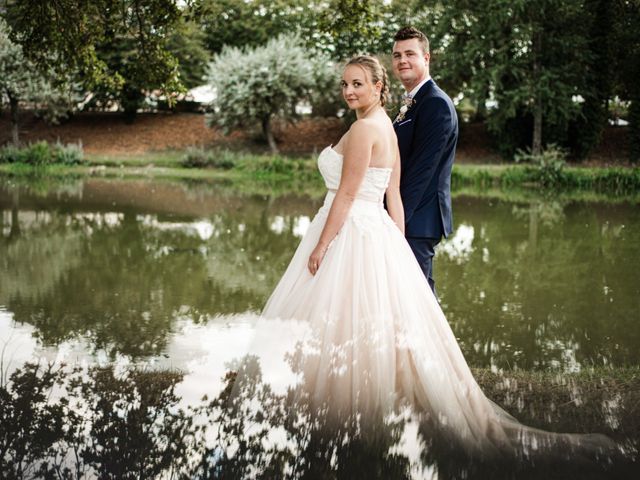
[293,216,310,237]
[440,224,475,263]
[138,215,215,240]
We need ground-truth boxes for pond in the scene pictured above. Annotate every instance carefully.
[1,176,639,478]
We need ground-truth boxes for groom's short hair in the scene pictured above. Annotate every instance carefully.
[394,27,429,54]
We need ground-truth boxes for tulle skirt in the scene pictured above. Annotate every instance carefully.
[255,191,623,461]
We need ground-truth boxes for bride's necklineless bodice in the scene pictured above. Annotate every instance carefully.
[318,146,392,203]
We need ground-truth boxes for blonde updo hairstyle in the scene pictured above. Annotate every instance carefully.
[345,55,390,107]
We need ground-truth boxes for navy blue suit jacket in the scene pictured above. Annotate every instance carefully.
[393,79,458,239]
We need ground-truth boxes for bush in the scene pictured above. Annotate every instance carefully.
[207,34,339,153]
[515,144,568,187]
[0,145,23,163]
[180,147,236,169]
[236,154,317,178]
[0,141,84,166]
[179,148,317,178]
[53,141,84,165]
[25,141,51,166]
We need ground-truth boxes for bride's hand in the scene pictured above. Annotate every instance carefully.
[308,243,327,275]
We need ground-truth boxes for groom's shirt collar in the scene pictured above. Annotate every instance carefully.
[407,75,431,98]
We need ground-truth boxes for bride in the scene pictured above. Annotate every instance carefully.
[250,55,623,464]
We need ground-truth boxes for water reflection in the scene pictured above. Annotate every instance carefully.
[437,197,640,371]
[2,179,638,370]
[1,358,637,479]
[1,177,640,477]
[1,181,319,358]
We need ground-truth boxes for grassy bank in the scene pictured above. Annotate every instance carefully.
[1,149,639,198]
[474,366,640,438]
[452,163,640,193]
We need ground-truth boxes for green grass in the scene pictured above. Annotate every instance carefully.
[1,149,639,199]
[88,150,185,168]
[452,163,640,195]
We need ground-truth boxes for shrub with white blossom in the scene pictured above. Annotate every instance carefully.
[207,34,339,153]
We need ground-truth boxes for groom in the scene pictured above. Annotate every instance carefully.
[392,26,458,294]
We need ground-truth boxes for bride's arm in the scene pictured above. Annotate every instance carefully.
[308,121,373,275]
[385,152,405,234]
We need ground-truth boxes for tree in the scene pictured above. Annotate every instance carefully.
[0,18,73,145]
[196,0,309,55]
[611,0,640,162]
[431,0,593,158]
[196,0,404,60]
[207,34,338,153]
[166,16,211,89]
[4,0,186,121]
[568,0,614,160]
[311,0,388,58]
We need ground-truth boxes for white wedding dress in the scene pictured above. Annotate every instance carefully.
[256,146,621,461]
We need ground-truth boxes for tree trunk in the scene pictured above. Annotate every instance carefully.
[532,97,542,156]
[9,93,20,146]
[532,31,542,156]
[122,84,142,124]
[262,115,278,154]
[629,96,640,163]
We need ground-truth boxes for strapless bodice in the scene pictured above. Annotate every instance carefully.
[317,146,392,203]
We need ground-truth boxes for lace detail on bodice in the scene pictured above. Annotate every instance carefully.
[318,146,392,203]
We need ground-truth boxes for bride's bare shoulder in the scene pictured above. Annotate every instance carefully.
[347,117,387,141]
[338,114,392,152]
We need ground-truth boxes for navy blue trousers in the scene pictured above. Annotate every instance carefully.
[406,237,441,295]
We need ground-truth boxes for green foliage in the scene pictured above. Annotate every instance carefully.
[450,162,640,194]
[180,147,318,179]
[313,0,388,58]
[0,142,51,166]
[196,0,309,54]
[562,165,640,192]
[238,154,316,178]
[429,0,593,158]
[166,17,211,89]
[630,100,640,163]
[0,141,84,166]
[54,141,85,165]
[4,0,186,118]
[207,34,339,152]
[515,144,568,187]
[610,0,640,161]
[195,0,408,60]
[0,18,77,143]
[180,147,236,169]
[567,0,613,160]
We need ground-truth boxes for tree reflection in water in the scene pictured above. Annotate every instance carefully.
[2,357,638,479]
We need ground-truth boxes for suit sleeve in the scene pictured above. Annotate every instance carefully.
[401,96,452,226]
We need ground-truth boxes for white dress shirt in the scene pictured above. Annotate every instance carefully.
[407,75,432,98]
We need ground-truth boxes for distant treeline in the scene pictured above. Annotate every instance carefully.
[1,1,638,161]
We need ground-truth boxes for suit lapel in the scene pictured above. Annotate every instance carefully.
[392,79,434,128]
[394,79,437,171]
[411,78,434,106]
